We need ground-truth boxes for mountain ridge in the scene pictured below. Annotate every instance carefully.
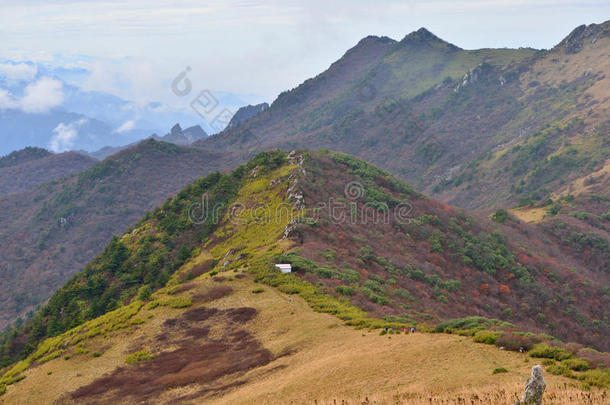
[0,150,607,403]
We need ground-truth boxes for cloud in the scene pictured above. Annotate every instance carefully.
[49,118,88,152]
[20,77,64,113]
[115,119,135,133]
[0,88,18,109]
[0,62,38,82]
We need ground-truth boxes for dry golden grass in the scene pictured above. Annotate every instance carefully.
[2,270,603,405]
[306,383,608,405]
[551,158,610,200]
[510,207,547,223]
[521,36,610,124]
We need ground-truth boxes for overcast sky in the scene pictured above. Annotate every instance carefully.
[1,0,609,104]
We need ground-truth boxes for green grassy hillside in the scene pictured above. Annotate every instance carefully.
[1,151,607,402]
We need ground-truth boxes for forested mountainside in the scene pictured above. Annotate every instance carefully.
[0,140,230,330]
[0,150,607,403]
[1,150,607,367]
[0,147,96,195]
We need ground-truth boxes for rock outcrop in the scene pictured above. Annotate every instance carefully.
[227,103,269,129]
[515,365,546,405]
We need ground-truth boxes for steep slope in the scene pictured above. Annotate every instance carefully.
[0,140,228,330]
[0,150,607,403]
[194,22,608,214]
[0,148,97,195]
[1,151,606,379]
[227,102,269,129]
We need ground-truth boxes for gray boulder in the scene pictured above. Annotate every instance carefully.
[515,365,546,405]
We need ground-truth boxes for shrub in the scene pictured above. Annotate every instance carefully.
[546,363,574,378]
[473,330,500,344]
[492,209,509,224]
[335,285,355,296]
[494,332,540,351]
[529,343,572,361]
[562,358,590,371]
[138,285,153,301]
[92,352,102,358]
[492,367,508,374]
[578,368,610,388]
[126,350,152,364]
[251,287,265,294]
[576,348,610,368]
[161,296,192,308]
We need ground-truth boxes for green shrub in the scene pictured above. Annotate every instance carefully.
[578,368,610,388]
[529,343,572,361]
[562,358,590,371]
[126,350,152,364]
[335,285,355,296]
[492,367,508,374]
[494,331,540,351]
[435,317,511,333]
[473,330,500,345]
[546,363,574,378]
[161,296,192,308]
[492,209,509,224]
[92,352,102,358]
[251,287,265,294]
[138,285,152,301]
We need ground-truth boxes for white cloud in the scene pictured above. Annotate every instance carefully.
[20,77,64,113]
[115,119,135,133]
[0,88,18,109]
[0,62,37,82]
[49,118,88,152]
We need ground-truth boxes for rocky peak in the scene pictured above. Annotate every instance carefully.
[159,123,207,146]
[227,103,269,129]
[400,27,461,50]
[170,123,183,136]
[556,20,610,54]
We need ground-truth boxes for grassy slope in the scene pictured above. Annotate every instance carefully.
[0,151,607,403]
[0,270,603,404]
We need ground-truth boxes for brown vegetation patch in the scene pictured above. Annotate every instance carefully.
[69,305,272,403]
[171,282,196,294]
[212,276,227,282]
[192,285,234,303]
[181,259,217,280]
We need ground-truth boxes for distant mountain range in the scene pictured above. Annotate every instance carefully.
[196,21,610,212]
[86,123,208,160]
[0,59,264,155]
